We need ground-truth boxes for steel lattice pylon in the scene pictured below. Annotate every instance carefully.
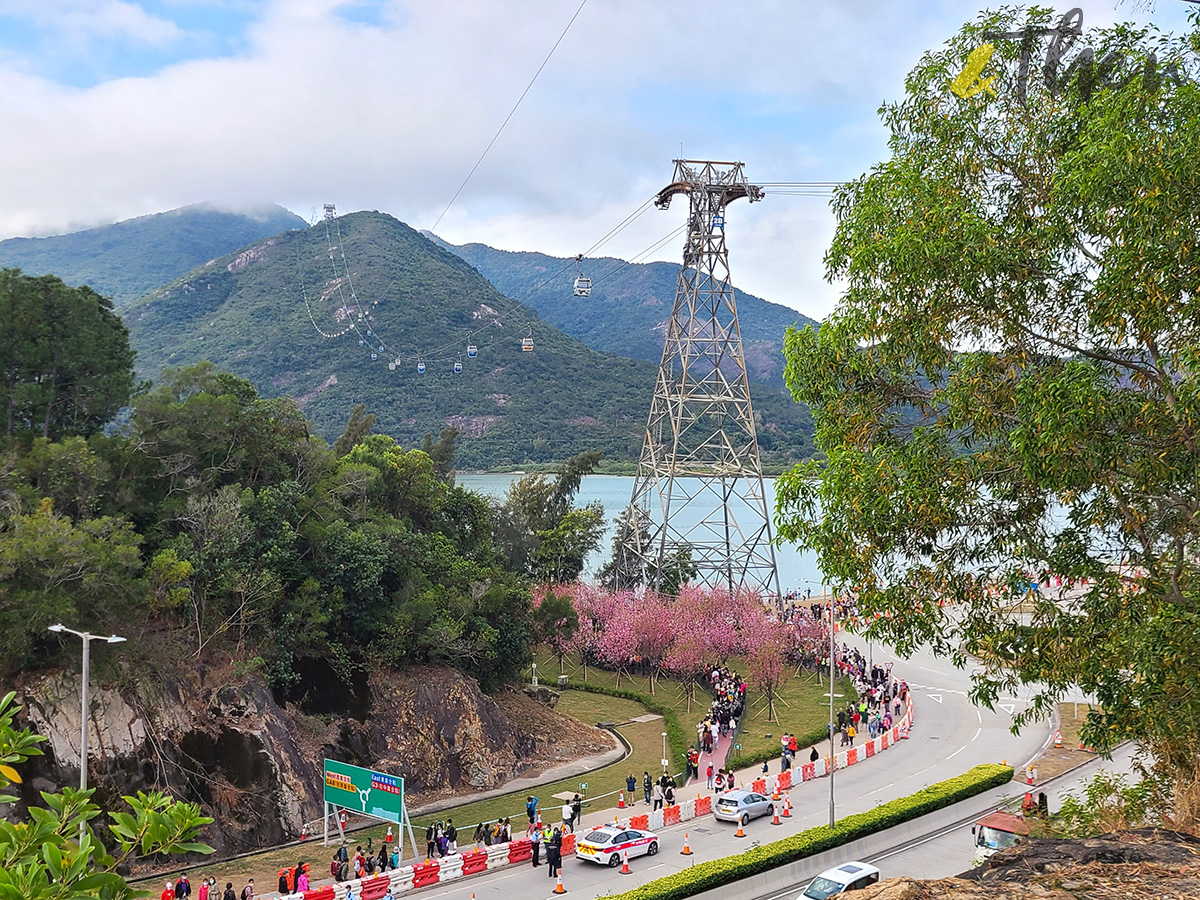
[616,159,780,595]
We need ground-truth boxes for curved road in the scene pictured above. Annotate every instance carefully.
[328,636,1055,900]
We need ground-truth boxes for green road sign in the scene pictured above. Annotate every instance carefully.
[324,758,404,823]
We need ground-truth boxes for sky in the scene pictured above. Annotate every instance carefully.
[0,0,1194,320]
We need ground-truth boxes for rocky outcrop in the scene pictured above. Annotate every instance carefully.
[12,662,609,857]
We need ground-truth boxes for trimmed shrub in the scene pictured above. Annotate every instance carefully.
[597,764,1014,900]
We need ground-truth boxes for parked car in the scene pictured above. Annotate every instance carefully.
[574,825,659,866]
[800,861,881,898]
[712,789,774,825]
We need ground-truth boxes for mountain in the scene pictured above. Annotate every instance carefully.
[0,203,306,304]
[122,212,814,470]
[427,237,818,387]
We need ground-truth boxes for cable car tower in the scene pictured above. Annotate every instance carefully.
[618,159,780,596]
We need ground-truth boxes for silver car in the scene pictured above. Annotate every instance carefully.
[713,789,774,825]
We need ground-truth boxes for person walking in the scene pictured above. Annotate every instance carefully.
[642,771,652,805]
[652,781,664,811]
[706,762,714,790]
[222,884,235,900]
[562,801,573,833]
[526,795,539,825]
[161,882,175,900]
[446,819,458,855]
[197,879,209,900]
[571,794,582,830]
[175,874,191,899]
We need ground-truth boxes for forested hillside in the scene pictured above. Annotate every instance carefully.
[430,237,817,388]
[0,203,305,304]
[123,212,814,469]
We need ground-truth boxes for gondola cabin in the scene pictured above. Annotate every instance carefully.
[467,344,478,358]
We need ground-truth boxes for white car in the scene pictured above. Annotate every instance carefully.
[800,861,881,898]
[574,825,660,866]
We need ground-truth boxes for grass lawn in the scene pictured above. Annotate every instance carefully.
[537,652,852,771]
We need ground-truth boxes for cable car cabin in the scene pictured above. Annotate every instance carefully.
[417,361,426,374]
[467,344,478,358]
[522,336,534,352]
[573,276,592,297]
[370,353,377,361]
[454,361,463,374]
[358,339,365,346]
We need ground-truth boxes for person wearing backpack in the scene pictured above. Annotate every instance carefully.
[239,880,254,900]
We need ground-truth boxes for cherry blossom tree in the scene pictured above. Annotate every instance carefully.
[740,606,795,723]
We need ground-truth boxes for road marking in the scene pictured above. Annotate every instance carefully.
[999,703,1016,715]
[946,746,965,759]
[926,693,942,704]
[972,728,981,741]
[976,709,982,723]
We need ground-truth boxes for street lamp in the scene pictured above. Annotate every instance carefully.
[826,584,836,828]
[661,731,668,776]
[47,624,126,793]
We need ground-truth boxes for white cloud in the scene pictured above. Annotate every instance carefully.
[0,0,184,44]
[0,0,1189,320]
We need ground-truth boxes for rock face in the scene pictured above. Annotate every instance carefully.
[12,662,606,857]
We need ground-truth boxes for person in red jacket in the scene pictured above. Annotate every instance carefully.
[161,882,175,900]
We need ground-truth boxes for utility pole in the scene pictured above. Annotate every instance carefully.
[618,159,780,595]
[828,585,836,827]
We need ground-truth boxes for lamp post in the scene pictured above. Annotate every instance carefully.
[661,731,668,776]
[827,584,836,828]
[46,624,126,793]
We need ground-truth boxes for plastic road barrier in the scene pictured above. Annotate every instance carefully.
[663,804,681,826]
[461,849,488,876]
[439,854,464,881]
[485,843,510,870]
[388,866,415,892]
[359,875,390,900]
[411,860,440,889]
[507,838,532,864]
[629,813,650,830]
[694,795,712,816]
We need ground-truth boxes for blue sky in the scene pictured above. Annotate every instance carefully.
[0,0,1194,318]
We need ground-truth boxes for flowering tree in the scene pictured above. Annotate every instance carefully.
[740,607,794,723]
[634,592,674,694]
[591,590,640,686]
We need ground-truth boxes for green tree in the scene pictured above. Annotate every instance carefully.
[333,402,376,457]
[0,270,135,439]
[776,9,1200,818]
[0,691,214,899]
[492,450,605,581]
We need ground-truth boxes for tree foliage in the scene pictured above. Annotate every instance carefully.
[0,362,535,692]
[776,7,1200,816]
[0,269,135,439]
[492,450,606,582]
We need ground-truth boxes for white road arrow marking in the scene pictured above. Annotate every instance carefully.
[927,693,943,704]
[999,703,1016,715]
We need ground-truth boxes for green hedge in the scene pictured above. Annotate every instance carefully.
[597,763,1014,900]
[570,682,690,776]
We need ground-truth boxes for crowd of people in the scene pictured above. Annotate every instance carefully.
[158,872,260,900]
[696,665,746,755]
[831,644,908,748]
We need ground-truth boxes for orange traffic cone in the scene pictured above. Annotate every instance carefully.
[620,850,631,874]
[618,791,625,809]
[680,833,693,856]
[554,871,567,894]
[770,806,782,825]
[300,823,308,841]
[772,787,781,800]
[735,821,746,838]
[782,793,791,818]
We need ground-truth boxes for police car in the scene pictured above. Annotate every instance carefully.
[574,825,660,866]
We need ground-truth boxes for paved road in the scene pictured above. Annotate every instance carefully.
[340,637,1055,900]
